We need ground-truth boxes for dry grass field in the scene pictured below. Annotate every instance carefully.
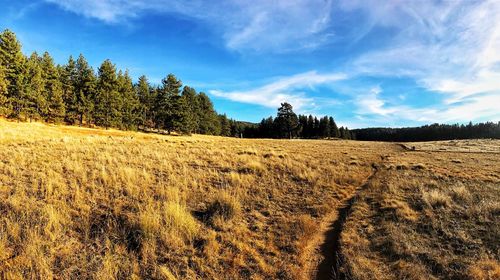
[0,118,498,280]
[340,141,500,280]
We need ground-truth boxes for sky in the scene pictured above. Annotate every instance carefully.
[0,0,499,128]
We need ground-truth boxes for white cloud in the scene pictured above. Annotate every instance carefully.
[356,86,397,116]
[44,0,334,52]
[354,87,500,126]
[346,0,500,123]
[209,71,346,110]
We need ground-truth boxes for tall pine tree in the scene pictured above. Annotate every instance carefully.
[0,29,26,118]
[136,75,153,128]
[275,102,299,139]
[118,70,140,130]
[329,116,339,138]
[0,64,7,115]
[94,59,120,129]
[181,86,199,134]
[40,52,65,123]
[219,114,231,136]
[197,92,220,135]
[75,54,96,125]
[60,55,78,123]
[24,52,46,120]
[155,74,184,133]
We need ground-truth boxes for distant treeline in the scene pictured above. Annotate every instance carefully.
[0,29,249,136]
[353,122,500,142]
[240,102,353,139]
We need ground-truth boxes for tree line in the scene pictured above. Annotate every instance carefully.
[241,103,354,139]
[0,29,245,136]
[2,29,497,141]
[353,122,500,142]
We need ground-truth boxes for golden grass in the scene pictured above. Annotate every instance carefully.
[0,118,395,279]
[340,140,500,280]
[2,119,498,279]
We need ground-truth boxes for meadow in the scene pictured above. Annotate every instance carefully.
[0,119,498,280]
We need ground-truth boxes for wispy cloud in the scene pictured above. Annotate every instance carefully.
[354,87,500,127]
[345,0,500,124]
[209,71,346,111]
[44,0,334,52]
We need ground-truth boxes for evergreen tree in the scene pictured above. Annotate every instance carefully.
[136,75,153,128]
[344,127,351,140]
[298,115,308,138]
[0,65,7,115]
[275,102,299,139]
[319,116,330,138]
[307,115,314,138]
[24,52,46,120]
[94,59,120,129]
[197,92,220,135]
[219,114,231,136]
[118,70,140,130]
[258,117,275,138]
[0,29,26,118]
[313,117,320,138]
[40,52,65,122]
[181,86,199,134]
[155,74,186,133]
[60,55,78,123]
[75,54,96,125]
[329,116,339,138]
[339,126,346,139]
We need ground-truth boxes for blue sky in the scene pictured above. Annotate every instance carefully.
[1,0,499,128]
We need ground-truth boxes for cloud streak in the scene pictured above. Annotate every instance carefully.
[344,0,500,124]
[209,71,346,111]
[44,0,334,52]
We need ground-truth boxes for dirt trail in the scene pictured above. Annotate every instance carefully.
[304,164,380,280]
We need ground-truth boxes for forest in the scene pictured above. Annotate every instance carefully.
[1,28,497,142]
[0,29,248,136]
[353,122,500,142]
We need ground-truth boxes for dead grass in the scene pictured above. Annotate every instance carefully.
[0,118,394,279]
[2,119,497,279]
[340,140,500,280]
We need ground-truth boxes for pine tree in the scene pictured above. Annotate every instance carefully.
[0,29,26,118]
[118,70,140,130]
[94,59,120,129]
[75,54,96,125]
[0,65,8,115]
[298,115,308,138]
[344,127,352,140]
[24,52,46,120]
[40,52,65,122]
[275,102,299,139]
[319,116,330,138]
[307,115,314,138]
[339,126,346,139]
[313,117,320,138]
[136,75,152,128]
[181,86,199,134]
[197,92,220,135]
[60,55,78,123]
[219,114,231,136]
[155,74,185,133]
[329,116,339,138]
